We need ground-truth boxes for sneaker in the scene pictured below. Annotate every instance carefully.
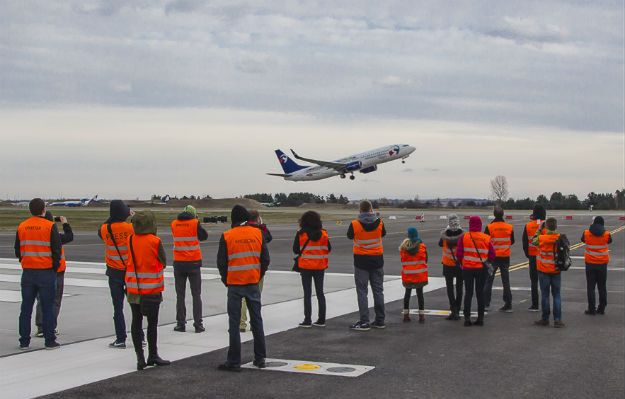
[584,309,596,316]
[528,306,540,312]
[253,359,266,369]
[298,321,312,328]
[499,305,513,313]
[534,319,549,327]
[370,321,386,329]
[54,328,60,336]
[45,341,61,350]
[218,363,241,372]
[349,321,370,331]
[195,325,205,333]
[109,340,126,349]
[464,320,473,327]
[35,328,44,338]
[312,321,326,328]
[19,343,30,350]
[474,319,484,326]
[173,324,186,332]
[597,308,605,315]
[553,320,565,328]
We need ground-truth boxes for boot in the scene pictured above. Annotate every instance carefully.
[402,309,411,322]
[418,311,425,324]
[445,309,455,320]
[136,350,147,371]
[147,354,171,366]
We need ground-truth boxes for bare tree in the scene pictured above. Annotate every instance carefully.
[490,175,509,204]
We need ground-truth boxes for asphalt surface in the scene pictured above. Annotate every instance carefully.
[1,210,623,398]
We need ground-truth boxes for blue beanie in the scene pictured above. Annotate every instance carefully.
[407,227,420,242]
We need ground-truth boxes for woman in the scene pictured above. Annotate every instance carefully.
[126,210,170,370]
[400,227,428,323]
[293,211,331,328]
[438,214,464,320]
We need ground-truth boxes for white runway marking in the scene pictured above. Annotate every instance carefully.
[0,290,72,303]
[241,358,374,377]
[408,309,486,317]
[0,274,109,288]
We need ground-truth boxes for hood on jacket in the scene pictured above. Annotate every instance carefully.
[108,200,131,223]
[132,210,157,235]
[399,238,421,254]
[589,216,606,236]
[177,211,196,221]
[441,227,464,244]
[231,205,250,227]
[358,211,377,225]
[357,217,382,232]
[469,216,482,232]
[301,226,323,241]
[531,204,546,220]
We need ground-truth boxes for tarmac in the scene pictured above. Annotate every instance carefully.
[0,209,623,398]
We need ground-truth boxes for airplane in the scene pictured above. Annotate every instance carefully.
[267,144,416,181]
[49,195,98,207]
[150,195,171,205]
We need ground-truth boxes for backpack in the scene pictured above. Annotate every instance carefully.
[554,234,571,271]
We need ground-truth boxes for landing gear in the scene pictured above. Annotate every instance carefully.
[340,174,346,179]
[402,159,406,164]
[349,174,355,180]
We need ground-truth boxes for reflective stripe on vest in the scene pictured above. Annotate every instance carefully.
[125,234,165,295]
[400,244,428,284]
[583,230,610,264]
[441,239,458,267]
[298,230,330,270]
[526,221,545,257]
[461,233,490,269]
[18,217,54,269]
[171,219,202,262]
[488,221,514,257]
[100,222,134,270]
[537,234,560,274]
[352,220,384,256]
[224,226,263,285]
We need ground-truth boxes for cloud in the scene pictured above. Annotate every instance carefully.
[374,75,414,88]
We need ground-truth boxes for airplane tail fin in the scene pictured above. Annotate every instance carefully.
[275,149,307,174]
[162,195,171,203]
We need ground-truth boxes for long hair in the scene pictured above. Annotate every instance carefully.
[299,210,322,231]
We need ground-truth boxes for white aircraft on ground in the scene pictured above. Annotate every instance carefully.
[267,144,416,181]
[49,195,98,207]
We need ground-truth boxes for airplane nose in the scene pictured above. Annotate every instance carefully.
[407,145,416,154]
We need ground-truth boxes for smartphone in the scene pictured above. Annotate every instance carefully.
[54,216,62,222]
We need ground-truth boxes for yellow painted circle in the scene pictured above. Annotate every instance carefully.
[294,363,321,370]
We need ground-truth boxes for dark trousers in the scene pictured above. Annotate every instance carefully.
[463,268,486,321]
[19,269,56,346]
[443,266,463,312]
[300,269,326,323]
[528,256,539,308]
[227,284,266,366]
[483,258,512,307]
[403,287,424,310]
[174,266,203,327]
[586,263,608,312]
[354,267,385,324]
[108,274,128,342]
[36,272,65,330]
[130,302,160,356]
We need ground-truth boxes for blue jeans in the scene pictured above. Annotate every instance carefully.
[227,284,266,366]
[539,272,562,321]
[20,269,57,346]
[108,274,128,342]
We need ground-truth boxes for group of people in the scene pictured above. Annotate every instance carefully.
[14,198,614,372]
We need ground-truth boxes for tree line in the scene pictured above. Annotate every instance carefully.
[243,193,350,206]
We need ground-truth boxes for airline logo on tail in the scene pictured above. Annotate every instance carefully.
[274,150,307,174]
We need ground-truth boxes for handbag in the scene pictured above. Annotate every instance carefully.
[292,237,311,272]
[469,233,494,277]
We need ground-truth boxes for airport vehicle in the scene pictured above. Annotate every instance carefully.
[268,144,416,181]
[49,195,98,207]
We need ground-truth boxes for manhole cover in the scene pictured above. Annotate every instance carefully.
[326,367,357,373]
[265,361,289,368]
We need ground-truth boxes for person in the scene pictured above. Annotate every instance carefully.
[171,205,208,333]
[35,211,73,337]
[581,216,612,315]
[98,200,142,349]
[483,207,515,312]
[456,216,495,327]
[14,198,61,350]
[533,218,565,328]
[126,210,170,369]
[522,204,547,312]
[400,227,428,323]
[217,205,270,372]
[347,200,387,331]
[293,210,331,328]
[438,214,464,321]
[240,210,272,332]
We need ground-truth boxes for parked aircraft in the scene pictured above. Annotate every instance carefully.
[49,195,98,207]
[267,144,415,181]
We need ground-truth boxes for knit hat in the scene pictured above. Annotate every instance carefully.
[231,205,250,227]
[448,214,460,231]
[593,216,605,226]
[532,204,546,220]
[183,205,197,218]
[407,227,420,242]
[109,200,131,223]
[469,216,482,232]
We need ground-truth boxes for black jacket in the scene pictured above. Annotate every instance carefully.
[346,219,386,270]
[14,217,63,271]
[173,212,209,268]
[293,227,332,255]
[216,226,270,286]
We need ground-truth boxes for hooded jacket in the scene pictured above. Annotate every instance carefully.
[347,217,387,270]
[293,226,332,255]
[127,211,166,303]
[399,238,428,262]
[173,211,209,268]
[456,216,496,263]
[581,216,613,245]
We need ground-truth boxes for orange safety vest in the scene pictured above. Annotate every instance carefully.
[125,234,165,295]
[17,216,54,269]
[352,220,384,256]
[461,232,490,269]
[57,247,67,273]
[537,233,560,274]
[100,222,134,270]
[298,230,330,270]
[488,221,514,258]
[583,230,610,265]
[171,218,202,262]
[400,243,428,284]
[441,239,458,267]
[526,220,546,257]
[224,226,263,285]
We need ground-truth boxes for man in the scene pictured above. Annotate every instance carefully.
[240,210,272,332]
[15,198,61,350]
[98,200,141,348]
[171,205,208,333]
[522,204,547,312]
[581,216,612,315]
[35,211,73,337]
[347,200,386,331]
[533,218,565,328]
[217,205,270,372]
[483,207,515,312]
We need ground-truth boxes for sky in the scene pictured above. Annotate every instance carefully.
[1,0,623,201]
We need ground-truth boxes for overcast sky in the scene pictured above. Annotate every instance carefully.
[1,0,623,201]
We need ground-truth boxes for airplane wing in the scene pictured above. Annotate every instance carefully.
[290,149,346,171]
[266,173,292,177]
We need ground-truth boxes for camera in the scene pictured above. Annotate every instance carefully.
[54,216,62,222]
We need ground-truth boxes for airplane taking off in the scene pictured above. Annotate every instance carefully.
[267,144,416,181]
[49,195,98,207]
